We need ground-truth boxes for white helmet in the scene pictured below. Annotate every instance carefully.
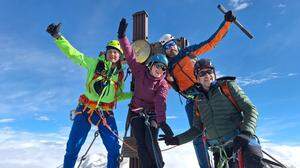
[159,34,175,46]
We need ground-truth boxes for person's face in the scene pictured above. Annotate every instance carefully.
[164,41,179,57]
[106,49,120,63]
[196,68,215,90]
[150,62,167,78]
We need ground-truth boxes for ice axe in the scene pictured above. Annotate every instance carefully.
[218,4,254,39]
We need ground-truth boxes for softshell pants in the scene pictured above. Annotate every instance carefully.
[63,104,120,168]
[186,99,211,168]
[131,116,164,168]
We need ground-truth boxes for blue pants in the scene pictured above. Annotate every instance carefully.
[185,99,210,168]
[63,104,120,168]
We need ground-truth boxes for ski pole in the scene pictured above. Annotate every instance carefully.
[77,130,100,168]
[217,4,254,39]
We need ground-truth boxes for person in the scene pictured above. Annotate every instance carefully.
[118,18,172,168]
[161,59,265,168]
[158,11,236,168]
[46,23,131,168]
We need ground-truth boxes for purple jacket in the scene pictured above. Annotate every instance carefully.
[119,37,169,123]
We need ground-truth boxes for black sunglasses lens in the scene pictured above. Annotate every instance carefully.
[155,64,167,71]
[198,69,213,77]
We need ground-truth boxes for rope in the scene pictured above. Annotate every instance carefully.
[77,130,100,168]
[161,145,178,152]
[216,145,230,168]
[262,149,288,168]
[103,121,137,153]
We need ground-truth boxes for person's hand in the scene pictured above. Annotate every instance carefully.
[118,18,128,39]
[224,11,236,22]
[46,23,62,39]
[233,131,252,151]
[99,51,106,56]
[158,135,179,145]
[150,120,158,129]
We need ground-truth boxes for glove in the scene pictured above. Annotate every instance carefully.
[150,119,158,129]
[118,18,128,39]
[99,51,106,56]
[46,23,61,39]
[233,131,252,152]
[158,135,179,145]
[224,11,236,22]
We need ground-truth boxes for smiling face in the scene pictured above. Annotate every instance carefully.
[150,62,167,78]
[106,49,120,63]
[164,41,179,57]
[196,68,216,91]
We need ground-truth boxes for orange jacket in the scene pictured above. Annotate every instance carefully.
[168,20,231,92]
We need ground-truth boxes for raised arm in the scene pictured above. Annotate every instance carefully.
[118,18,145,76]
[55,36,95,69]
[184,11,235,58]
[46,23,94,69]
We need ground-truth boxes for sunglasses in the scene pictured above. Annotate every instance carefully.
[154,63,167,71]
[163,40,177,51]
[197,69,214,77]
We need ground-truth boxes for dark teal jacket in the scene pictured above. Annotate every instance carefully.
[176,78,258,144]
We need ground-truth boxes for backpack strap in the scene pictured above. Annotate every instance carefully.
[217,76,242,113]
[194,95,201,117]
[93,60,106,79]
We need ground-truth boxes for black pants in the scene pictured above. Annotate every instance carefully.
[213,141,265,168]
[131,117,164,168]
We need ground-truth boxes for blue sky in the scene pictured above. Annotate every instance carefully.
[0,0,300,166]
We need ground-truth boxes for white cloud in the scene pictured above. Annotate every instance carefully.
[5,91,31,100]
[262,142,300,167]
[0,127,67,168]
[0,127,298,167]
[237,75,278,86]
[266,22,272,28]
[275,3,287,15]
[0,62,14,72]
[288,73,298,77]
[235,69,297,86]
[35,116,50,121]
[229,0,250,11]
[277,3,287,8]
[166,115,178,119]
[0,118,15,123]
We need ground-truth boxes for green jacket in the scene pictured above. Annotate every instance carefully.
[54,36,132,106]
[176,78,258,144]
